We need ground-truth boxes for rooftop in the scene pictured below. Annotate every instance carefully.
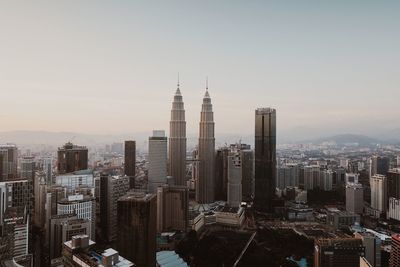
[156,251,188,267]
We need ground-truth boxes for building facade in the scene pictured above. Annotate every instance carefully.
[346,183,364,214]
[370,174,387,213]
[157,184,188,233]
[117,192,156,267]
[196,87,215,204]
[168,83,187,186]
[148,130,167,193]
[254,108,276,212]
[124,140,136,189]
[57,142,88,174]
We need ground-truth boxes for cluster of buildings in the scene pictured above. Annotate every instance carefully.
[1,81,400,267]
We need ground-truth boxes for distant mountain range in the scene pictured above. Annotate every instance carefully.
[0,130,398,150]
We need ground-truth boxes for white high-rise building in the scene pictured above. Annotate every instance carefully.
[370,174,387,213]
[321,170,333,191]
[227,153,242,207]
[168,81,187,186]
[43,157,53,185]
[397,156,400,168]
[304,165,320,190]
[196,84,215,204]
[346,183,364,214]
[148,130,167,193]
[277,164,299,189]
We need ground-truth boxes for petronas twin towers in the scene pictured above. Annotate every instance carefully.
[168,79,215,204]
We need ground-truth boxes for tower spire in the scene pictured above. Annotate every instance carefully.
[177,72,180,88]
[204,77,210,98]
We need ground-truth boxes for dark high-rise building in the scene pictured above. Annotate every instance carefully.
[390,234,400,267]
[254,108,276,212]
[156,184,189,233]
[100,174,130,243]
[124,140,136,189]
[241,149,254,202]
[314,238,365,267]
[0,144,18,181]
[214,147,230,201]
[387,168,400,199]
[369,156,390,178]
[117,192,156,267]
[21,156,35,181]
[57,142,88,174]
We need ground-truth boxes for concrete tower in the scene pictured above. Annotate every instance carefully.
[169,78,187,186]
[196,81,215,203]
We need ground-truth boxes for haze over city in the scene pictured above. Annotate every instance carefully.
[1,1,399,139]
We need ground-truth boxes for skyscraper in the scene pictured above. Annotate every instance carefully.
[387,168,400,199]
[0,144,18,181]
[254,108,276,212]
[196,84,215,204]
[227,152,242,207]
[369,156,390,178]
[169,80,187,186]
[117,192,156,267]
[346,183,364,214]
[148,130,167,193]
[370,174,387,213]
[99,175,130,243]
[20,156,35,181]
[57,142,88,174]
[124,140,136,189]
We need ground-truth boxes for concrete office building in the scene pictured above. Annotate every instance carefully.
[254,108,276,212]
[49,214,91,261]
[100,175,130,243]
[157,184,188,233]
[355,232,381,267]
[168,81,187,186]
[148,130,168,194]
[326,208,360,229]
[346,173,359,184]
[196,86,215,204]
[0,179,33,219]
[124,140,136,189]
[57,194,95,240]
[57,142,88,174]
[227,152,242,207]
[117,192,156,267]
[346,183,364,214]
[0,144,18,181]
[314,238,365,267]
[371,174,387,213]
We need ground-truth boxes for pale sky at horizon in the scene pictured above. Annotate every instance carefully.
[0,1,399,136]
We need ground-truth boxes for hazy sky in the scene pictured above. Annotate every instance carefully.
[0,1,399,136]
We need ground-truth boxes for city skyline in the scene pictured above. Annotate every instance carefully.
[1,1,400,137]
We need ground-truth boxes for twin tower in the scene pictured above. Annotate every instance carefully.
[169,80,215,204]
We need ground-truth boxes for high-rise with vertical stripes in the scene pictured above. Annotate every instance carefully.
[169,81,187,186]
[196,84,215,203]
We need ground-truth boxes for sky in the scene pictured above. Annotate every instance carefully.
[0,1,399,138]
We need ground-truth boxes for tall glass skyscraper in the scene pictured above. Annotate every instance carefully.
[254,108,276,212]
